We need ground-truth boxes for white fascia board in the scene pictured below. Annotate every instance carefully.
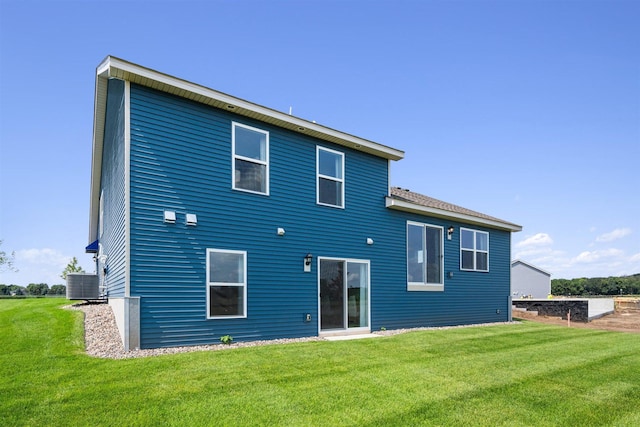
[100,56,405,161]
[385,197,523,232]
[88,64,110,244]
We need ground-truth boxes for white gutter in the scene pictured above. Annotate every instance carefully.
[97,56,404,160]
[385,197,523,232]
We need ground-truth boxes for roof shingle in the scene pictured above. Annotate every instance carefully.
[389,187,521,231]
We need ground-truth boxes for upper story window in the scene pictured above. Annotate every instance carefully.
[407,221,444,291]
[460,228,489,272]
[232,122,269,195]
[206,248,247,319]
[317,146,344,208]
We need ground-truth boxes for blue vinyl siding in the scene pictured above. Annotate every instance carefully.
[126,83,512,349]
[129,84,394,348]
[100,79,127,297]
[371,211,512,331]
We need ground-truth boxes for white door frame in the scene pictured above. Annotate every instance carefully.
[317,256,371,336]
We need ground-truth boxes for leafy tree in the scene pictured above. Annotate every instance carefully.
[0,284,9,295]
[60,257,85,280]
[552,274,640,296]
[551,279,570,295]
[49,285,66,295]
[26,283,49,296]
[0,240,18,272]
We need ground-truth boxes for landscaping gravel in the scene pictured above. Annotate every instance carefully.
[70,302,515,359]
[69,302,323,359]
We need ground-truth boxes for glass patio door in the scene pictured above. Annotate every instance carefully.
[319,258,369,332]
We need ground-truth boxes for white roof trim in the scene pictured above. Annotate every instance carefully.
[88,64,110,244]
[385,197,523,232]
[98,56,404,160]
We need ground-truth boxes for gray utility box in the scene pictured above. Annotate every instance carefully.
[66,273,99,300]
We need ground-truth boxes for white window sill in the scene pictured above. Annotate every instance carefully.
[407,283,444,292]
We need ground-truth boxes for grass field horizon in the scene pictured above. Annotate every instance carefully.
[1,298,638,426]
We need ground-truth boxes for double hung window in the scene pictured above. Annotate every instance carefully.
[317,146,344,208]
[232,122,269,194]
[206,249,247,318]
[407,222,444,291]
[460,228,489,272]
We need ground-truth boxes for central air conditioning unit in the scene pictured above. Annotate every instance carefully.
[66,273,100,300]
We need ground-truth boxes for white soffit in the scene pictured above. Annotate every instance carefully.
[97,56,405,161]
[385,197,523,232]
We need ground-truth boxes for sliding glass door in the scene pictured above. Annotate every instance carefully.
[319,258,369,332]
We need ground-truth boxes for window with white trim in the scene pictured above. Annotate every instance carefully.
[460,228,489,272]
[407,222,444,291]
[206,249,247,318]
[317,146,344,208]
[232,122,269,194]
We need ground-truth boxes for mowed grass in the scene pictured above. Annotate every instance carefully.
[1,299,639,426]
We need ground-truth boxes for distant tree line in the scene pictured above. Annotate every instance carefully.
[0,283,66,296]
[0,254,82,297]
[552,274,640,296]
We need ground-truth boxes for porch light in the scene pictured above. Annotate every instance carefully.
[447,226,455,240]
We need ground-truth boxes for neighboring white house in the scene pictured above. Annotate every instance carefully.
[511,260,551,299]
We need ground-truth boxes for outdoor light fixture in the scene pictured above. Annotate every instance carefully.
[366,238,374,245]
[447,226,455,240]
[304,253,313,272]
[277,227,286,236]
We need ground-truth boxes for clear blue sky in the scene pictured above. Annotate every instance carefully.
[1,0,638,286]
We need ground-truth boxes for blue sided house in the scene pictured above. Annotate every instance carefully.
[87,56,522,350]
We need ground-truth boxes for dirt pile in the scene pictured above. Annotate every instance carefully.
[514,298,640,334]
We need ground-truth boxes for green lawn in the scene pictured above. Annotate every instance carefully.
[1,299,638,426]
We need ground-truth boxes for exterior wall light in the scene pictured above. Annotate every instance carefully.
[447,226,455,240]
[277,227,285,236]
[304,253,313,272]
[366,238,374,245]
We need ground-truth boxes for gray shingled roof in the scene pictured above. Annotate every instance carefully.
[388,187,522,231]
